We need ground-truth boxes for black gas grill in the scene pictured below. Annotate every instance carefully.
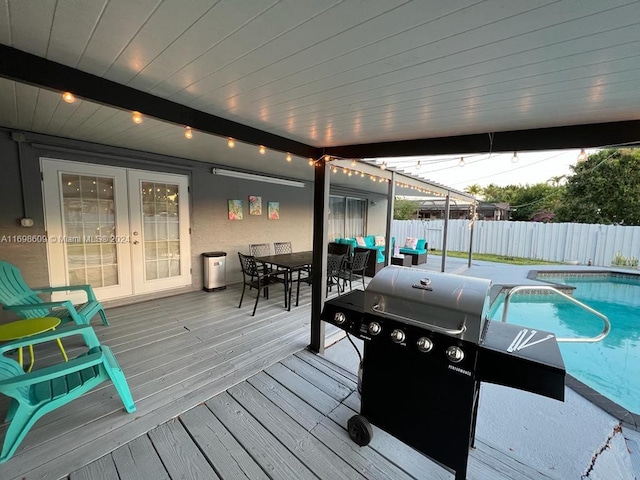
[321,266,566,480]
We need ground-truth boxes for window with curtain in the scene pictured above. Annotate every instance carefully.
[328,195,366,239]
[345,198,365,237]
[328,196,345,240]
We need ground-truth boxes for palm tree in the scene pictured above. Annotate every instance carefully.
[465,183,483,197]
[482,183,502,203]
[547,175,566,187]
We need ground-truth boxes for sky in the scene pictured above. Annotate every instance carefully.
[371,148,598,192]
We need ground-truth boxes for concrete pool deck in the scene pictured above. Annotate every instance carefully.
[324,254,640,479]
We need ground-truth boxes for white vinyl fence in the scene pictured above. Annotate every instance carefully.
[391,220,640,267]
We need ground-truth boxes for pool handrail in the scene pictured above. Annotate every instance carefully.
[500,285,611,343]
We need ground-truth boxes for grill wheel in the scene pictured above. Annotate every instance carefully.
[348,414,373,446]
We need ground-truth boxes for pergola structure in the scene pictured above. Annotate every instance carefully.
[1,2,639,352]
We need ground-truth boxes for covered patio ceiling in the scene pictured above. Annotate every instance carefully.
[1,0,639,200]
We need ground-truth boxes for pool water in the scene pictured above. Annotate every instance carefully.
[488,274,640,415]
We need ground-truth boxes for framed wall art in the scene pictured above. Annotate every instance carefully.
[249,195,262,215]
[268,201,279,220]
[228,199,243,220]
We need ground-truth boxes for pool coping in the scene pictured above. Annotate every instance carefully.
[525,269,640,431]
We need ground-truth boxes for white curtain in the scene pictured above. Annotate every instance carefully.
[345,198,365,237]
[328,196,366,239]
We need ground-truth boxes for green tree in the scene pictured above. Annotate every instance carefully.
[556,148,640,225]
[508,183,563,221]
[481,183,564,221]
[464,183,483,197]
[482,183,504,203]
[547,175,566,187]
[394,199,421,219]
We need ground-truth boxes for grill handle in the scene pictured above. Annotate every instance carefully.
[371,304,467,336]
[502,285,611,343]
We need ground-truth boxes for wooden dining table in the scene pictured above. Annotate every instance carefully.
[255,251,313,311]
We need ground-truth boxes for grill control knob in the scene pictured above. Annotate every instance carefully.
[417,337,433,353]
[334,312,347,325]
[446,346,465,363]
[368,322,382,336]
[390,329,405,343]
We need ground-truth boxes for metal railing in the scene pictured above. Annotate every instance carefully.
[501,285,611,343]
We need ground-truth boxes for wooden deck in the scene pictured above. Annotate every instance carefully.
[0,282,557,479]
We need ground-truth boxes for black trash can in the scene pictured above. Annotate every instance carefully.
[202,252,227,291]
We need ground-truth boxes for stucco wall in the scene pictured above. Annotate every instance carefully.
[0,130,314,312]
[367,197,390,238]
[191,168,314,286]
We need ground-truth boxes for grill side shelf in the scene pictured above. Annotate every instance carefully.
[321,290,368,339]
[477,320,566,402]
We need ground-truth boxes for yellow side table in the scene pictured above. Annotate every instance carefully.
[0,317,68,372]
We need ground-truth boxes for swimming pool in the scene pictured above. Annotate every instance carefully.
[488,272,640,415]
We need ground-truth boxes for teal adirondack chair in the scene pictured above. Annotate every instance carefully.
[0,260,108,326]
[0,324,135,462]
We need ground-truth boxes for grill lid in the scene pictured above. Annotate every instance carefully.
[364,266,492,343]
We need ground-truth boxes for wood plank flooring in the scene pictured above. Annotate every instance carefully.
[0,282,315,480]
[0,282,558,479]
[70,350,557,480]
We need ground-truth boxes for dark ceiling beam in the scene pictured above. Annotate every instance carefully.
[0,44,321,160]
[325,120,640,159]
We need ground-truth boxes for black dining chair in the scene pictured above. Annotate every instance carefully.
[339,249,370,292]
[273,241,293,254]
[326,253,346,295]
[249,242,284,281]
[237,253,287,316]
[249,243,271,257]
[328,242,351,256]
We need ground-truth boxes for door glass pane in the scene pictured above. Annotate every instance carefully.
[141,181,182,281]
[345,198,366,237]
[61,174,118,288]
[328,196,345,240]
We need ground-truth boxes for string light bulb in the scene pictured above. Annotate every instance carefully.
[259,145,266,155]
[577,148,588,163]
[227,138,235,148]
[511,151,519,163]
[62,92,76,103]
[308,158,314,166]
[324,155,332,161]
[351,159,356,166]
[459,157,465,167]
[184,126,193,139]
[286,153,292,162]
[132,111,143,124]
[380,161,387,170]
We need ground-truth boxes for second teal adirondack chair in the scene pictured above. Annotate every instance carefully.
[0,324,135,463]
[0,260,108,326]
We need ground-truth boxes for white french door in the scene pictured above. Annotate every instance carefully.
[127,170,191,294]
[41,158,191,301]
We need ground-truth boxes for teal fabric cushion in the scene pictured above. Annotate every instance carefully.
[416,239,427,250]
[344,238,357,251]
[364,235,375,248]
[399,247,427,255]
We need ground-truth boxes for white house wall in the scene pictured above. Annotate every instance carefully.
[0,130,315,314]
